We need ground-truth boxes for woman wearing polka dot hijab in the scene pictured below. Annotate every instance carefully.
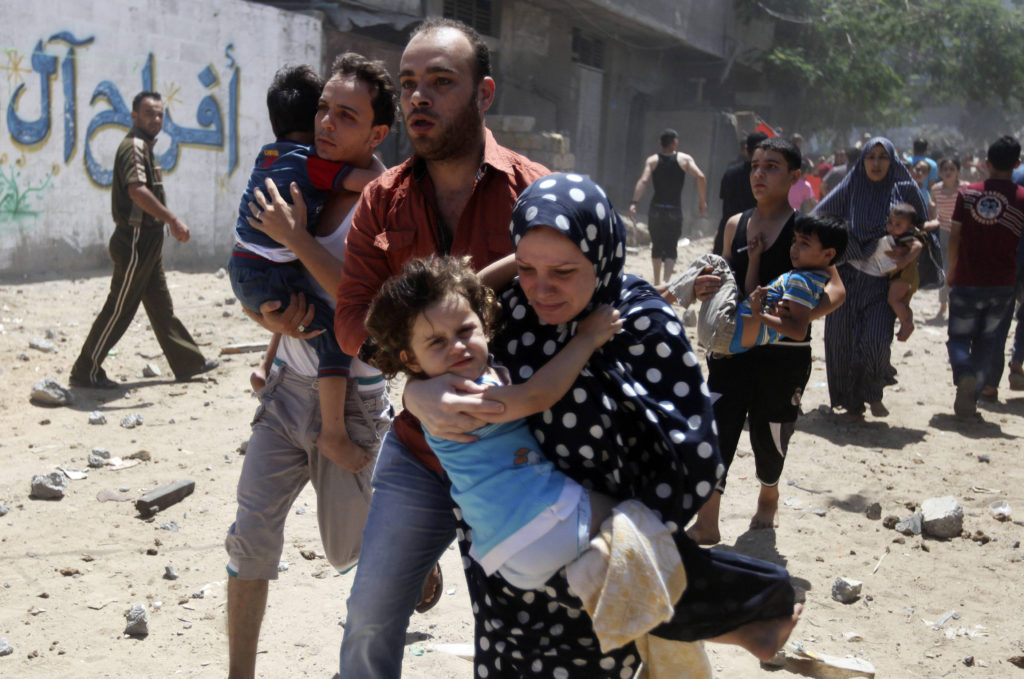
[441,174,799,677]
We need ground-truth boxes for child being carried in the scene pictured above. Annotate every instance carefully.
[847,202,924,341]
[667,213,848,355]
[365,255,801,662]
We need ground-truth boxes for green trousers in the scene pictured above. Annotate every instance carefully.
[72,224,206,383]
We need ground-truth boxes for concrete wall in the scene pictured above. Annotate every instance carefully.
[0,0,322,278]
[483,0,740,225]
[587,0,730,59]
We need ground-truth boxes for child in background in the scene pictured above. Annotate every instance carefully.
[930,157,966,320]
[667,213,847,355]
[912,160,937,218]
[787,159,817,212]
[229,64,382,471]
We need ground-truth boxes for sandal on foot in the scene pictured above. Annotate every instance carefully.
[415,563,442,614]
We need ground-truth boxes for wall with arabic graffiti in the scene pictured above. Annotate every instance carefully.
[0,0,322,276]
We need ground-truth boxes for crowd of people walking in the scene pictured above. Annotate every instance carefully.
[75,15,1020,678]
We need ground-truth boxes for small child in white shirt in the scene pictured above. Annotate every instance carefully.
[848,202,924,340]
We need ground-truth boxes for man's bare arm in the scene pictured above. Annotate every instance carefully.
[679,153,708,215]
[478,254,516,292]
[241,294,320,339]
[947,220,961,285]
[629,155,656,221]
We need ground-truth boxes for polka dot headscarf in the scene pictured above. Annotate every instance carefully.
[509,172,626,317]
[496,173,723,526]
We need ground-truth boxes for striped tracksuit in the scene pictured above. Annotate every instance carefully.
[71,128,205,383]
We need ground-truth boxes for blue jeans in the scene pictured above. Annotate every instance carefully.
[229,246,351,377]
[947,286,1016,387]
[338,432,457,679]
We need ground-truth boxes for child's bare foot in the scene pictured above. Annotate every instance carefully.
[250,367,268,393]
[750,485,779,530]
[710,603,803,661]
[318,433,373,473]
[896,319,914,341]
[686,521,721,546]
[869,400,889,417]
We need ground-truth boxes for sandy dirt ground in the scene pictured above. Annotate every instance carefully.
[1,233,1023,678]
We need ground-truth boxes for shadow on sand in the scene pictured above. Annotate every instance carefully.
[797,408,929,449]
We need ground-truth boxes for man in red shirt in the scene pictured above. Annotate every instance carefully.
[336,18,548,678]
[947,135,1024,416]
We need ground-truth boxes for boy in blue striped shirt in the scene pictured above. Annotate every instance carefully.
[670,213,847,355]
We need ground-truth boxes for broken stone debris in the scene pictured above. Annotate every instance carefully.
[142,363,161,378]
[832,577,863,604]
[0,637,12,656]
[30,472,67,500]
[135,479,195,517]
[88,411,107,425]
[921,496,963,539]
[29,378,73,407]
[0,504,8,517]
[163,566,179,581]
[88,448,112,468]
[895,511,922,536]
[865,502,882,520]
[29,338,56,353]
[124,603,148,637]
[120,413,144,429]
[58,466,88,480]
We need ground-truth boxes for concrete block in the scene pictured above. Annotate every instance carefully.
[135,479,196,517]
[921,496,963,539]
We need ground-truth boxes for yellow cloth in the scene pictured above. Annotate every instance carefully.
[565,499,711,678]
[635,636,713,679]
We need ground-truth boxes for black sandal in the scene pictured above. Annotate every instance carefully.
[414,563,443,614]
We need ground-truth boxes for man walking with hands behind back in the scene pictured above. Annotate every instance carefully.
[629,128,708,285]
[70,91,217,388]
